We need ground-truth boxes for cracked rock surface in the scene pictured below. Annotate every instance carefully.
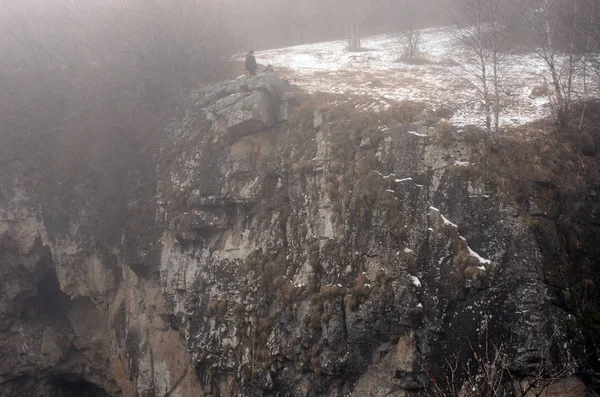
[1,73,599,396]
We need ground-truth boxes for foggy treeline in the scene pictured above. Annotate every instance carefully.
[0,0,597,242]
[0,0,453,81]
[0,0,599,124]
[0,0,236,89]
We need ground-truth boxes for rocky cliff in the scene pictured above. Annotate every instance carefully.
[1,73,600,397]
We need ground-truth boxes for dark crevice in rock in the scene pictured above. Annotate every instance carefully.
[50,375,112,397]
[126,263,158,279]
[0,374,111,397]
[23,268,71,321]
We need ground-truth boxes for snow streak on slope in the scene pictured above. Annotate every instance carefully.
[253,26,599,128]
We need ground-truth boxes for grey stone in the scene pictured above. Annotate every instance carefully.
[222,91,275,136]
[278,101,289,122]
[246,73,285,101]
[314,110,323,129]
[214,92,250,115]
[2,72,599,397]
[282,91,301,106]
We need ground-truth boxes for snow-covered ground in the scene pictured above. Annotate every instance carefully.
[251,26,599,128]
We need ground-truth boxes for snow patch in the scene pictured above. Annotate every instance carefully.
[459,236,491,265]
[373,170,395,179]
[441,214,458,228]
[410,276,421,287]
[395,177,413,183]
[248,26,599,128]
[430,206,458,228]
[468,246,491,265]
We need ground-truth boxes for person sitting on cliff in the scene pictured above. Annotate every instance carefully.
[245,50,257,76]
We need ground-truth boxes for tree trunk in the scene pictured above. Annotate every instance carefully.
[349,23,361,50]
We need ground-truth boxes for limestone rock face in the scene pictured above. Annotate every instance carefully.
[203,73,290,136]
[246,72,286,101]
[1,74,600,397]
[222,91,275,136]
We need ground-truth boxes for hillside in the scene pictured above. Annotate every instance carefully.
[1,67,600,396]
[252,26,599,128]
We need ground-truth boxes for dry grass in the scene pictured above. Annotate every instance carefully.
[305,296,324,330]
[342,273,372,312]
[462,266,487,282]
[466,106,600,302]
[276,278,303,307]
[351,273,369,297]
[471,121,600,203]
[207,300,228,317]
[452,238,471,268]
[436,121,454,147]
[343,294,359,311]
[320,284,345,299]
[311,357,321,376]
[257,316,274,333]
[309,243,323,274]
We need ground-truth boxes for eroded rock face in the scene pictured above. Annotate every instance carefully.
[1,74,600,396]
[200,73,289,137]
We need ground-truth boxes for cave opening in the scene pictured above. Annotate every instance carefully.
[49,375,112,397]
[33,268,72,317]
[8,270,118,397]
[0,374,112,397]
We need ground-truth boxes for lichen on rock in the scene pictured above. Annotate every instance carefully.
[1,73,600,397]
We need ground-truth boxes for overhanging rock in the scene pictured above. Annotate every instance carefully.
[246,73,286,101]
[200,72,297,137]
[222,91,275,137]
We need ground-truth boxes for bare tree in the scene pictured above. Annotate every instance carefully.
[453,0,507,136]
[429,330,581,397]
[487,0,505,136]
[574,0,600,128]
[516,0,581,129]
[332,0,371,50]
[395,2,422,61]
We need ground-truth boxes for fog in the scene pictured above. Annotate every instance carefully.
[0,0,598,126]
[0,0,459,117]
[0,1,553,70]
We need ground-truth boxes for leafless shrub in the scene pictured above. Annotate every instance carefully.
[452,0,507,136]
[320,284,344,299]
[0,0,236,99]
[429,329,582,397]
[332,0,370,50]
[395,2,422,60]
[513,0,592,129]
